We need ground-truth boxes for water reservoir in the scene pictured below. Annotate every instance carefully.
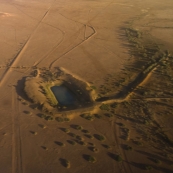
[51,85,76,105]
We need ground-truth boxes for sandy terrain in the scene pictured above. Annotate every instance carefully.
[0,0,173,172]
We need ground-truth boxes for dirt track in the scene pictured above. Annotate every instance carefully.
[0,0,173,172]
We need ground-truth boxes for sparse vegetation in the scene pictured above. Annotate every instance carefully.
[62,128,70,133]
[85,134,94,139]
[55,141,65,147]
[68,133,76,137]
[80,113,95,121]
[82,129,90,134]
[73,125,83,130]
[40,114,47,119]
[39,124,46,129]
[24,68,93,115]
[68,140,76,145]
[91,147,99,153]
[24,111,32,115]
[80,141,87,146]
[42,146,48,150]
[124,144,132,151]
[60,158,70,168]
[94,114,102,119]
[23,102,29,106]
[135,141,143,146]
[95,134,106,141]
[90,86,96,90]
[64,160,70,168]
[45,115,54,121]
[104,113,113,118]
[76,135,84,141]
[145,165,153,170]
[153,159,161,164]
[88,142,95,146]
[88,156,97,163]
[102,144,112,149]
[55,117,64,122]
[122,128,130,141]
[64,117,70,122]
[15,12,173,173]
[116,155,123,162]
[99,104,110,111]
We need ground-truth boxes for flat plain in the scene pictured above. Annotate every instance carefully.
[0,0,173,172]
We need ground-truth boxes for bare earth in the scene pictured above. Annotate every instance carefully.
[0,0,173,172]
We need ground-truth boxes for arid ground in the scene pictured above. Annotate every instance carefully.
[0,0,173,172]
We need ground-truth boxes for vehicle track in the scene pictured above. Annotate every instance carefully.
[34,21,83,67]
[48,0,120,70]
[96,53,170,103]
[111,116,133,173]
[48,28,96,70]
[33,31,65,67]
[1,2,172,173]
[11,4,66,68]
[11,1,86,69]
[3,0,112,73]
[112,116,127,173]
[0,0,57,87]
[48,11,96,69]
[11,86,23,173]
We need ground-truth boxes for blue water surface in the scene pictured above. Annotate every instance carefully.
[51,85,76,105]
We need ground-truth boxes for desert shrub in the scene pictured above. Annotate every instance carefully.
[90,86,96,90]
[116,155,122,162]
[45,116,54,121]
[127,146,132,150]
[85,134,93,139]
[32,131,37,135]
[102,144,111,149]
[56,141,65,147]
[145,165,153,170]
[64,159,70,168]
[74,125,83,130]
[104,113,113,117]
[94,114,102,119]
[92,147,99,153]
[24,111,32,115]
[56,117,64,122]
[62,128,70,133]
[82,129,90,134]
[124,145,132,151]
[80,141,87,146]
[39,124,45,128]
[123,128,130,133]
[68,133,76,137]
[154,159,161,164]
[80,113,94,121]
[40,114,47,118]
[64,117,70,122]
[110,102,118,108]
[69,140,76,145]
[42,146,48,150]
[144,119,150,125]
[76,135,84,141]
[117,122,124,127]
[99,104,110,111]
[88,156,96,163]
[135,141,143,146]
[95,134,106,141]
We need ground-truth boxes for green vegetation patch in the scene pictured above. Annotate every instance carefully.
[42,83,60,106]
[99,104,110,111]
[88,156,97,163]
[80,113,95,121]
